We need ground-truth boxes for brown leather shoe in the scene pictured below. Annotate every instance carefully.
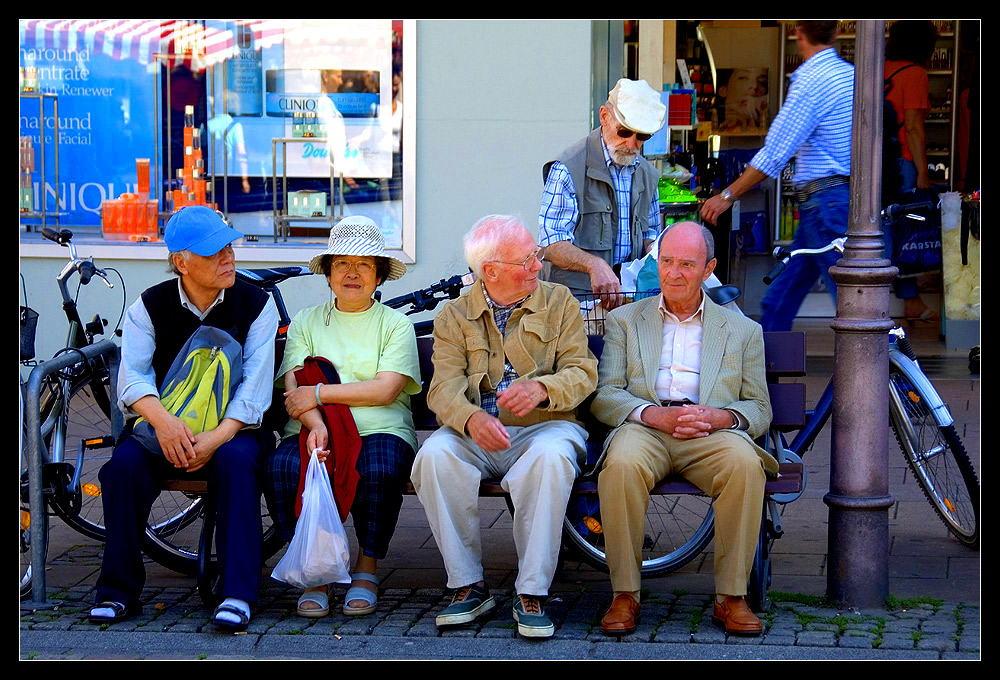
[712,596,763,636]
[601,594,641,636]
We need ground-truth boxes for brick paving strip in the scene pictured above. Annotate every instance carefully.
[20,583,980,660]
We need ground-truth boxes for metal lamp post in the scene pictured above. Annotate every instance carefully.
[825,19,898,608]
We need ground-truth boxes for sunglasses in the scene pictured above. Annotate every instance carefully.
[615,126,652,143]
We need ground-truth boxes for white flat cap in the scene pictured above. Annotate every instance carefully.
[607,78,667,135]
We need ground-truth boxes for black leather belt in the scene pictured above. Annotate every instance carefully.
[661,399,695,407]
[795,175,849,203]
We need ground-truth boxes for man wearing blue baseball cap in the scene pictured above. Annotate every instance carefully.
[90,206,278,631]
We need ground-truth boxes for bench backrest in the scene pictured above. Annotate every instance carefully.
[410,331,807,433]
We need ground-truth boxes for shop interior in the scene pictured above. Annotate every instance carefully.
[616,20,978,356]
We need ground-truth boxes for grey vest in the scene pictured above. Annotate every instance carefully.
[541,128,659,297]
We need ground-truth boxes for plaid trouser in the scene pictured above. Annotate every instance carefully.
[265,432,415,559]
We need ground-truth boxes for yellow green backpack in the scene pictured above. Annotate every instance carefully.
[132,326,243,454]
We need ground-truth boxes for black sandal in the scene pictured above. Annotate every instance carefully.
[88,601,140,624]
[213,602,251,632]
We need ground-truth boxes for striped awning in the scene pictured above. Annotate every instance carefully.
[19,19,290,70]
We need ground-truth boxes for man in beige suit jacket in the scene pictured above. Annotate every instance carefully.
[590,222,777,637]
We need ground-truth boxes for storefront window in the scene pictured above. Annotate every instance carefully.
[19,19,414,261]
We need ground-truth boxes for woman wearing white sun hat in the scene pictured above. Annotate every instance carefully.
[265,216,419,618]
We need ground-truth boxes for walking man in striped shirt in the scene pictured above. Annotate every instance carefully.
[539,78,666,310]
[702,20,854,332]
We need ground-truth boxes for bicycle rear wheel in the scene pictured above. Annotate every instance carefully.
[889,368,979,548]
[562,492,715,577]
[44,373,205,542]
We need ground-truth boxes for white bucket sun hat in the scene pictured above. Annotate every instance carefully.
[308,216,407,281]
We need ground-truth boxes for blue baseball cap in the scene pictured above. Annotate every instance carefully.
[164,206,243,256]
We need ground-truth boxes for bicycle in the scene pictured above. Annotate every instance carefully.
[19,228,249,599]
[139,265,476,577]
[558,208,978,583]
[19,227,212,598]
[761,232,979,548]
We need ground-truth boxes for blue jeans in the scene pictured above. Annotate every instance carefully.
[760,184,849,332]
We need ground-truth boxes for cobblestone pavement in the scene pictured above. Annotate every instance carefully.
[20,575,981,659]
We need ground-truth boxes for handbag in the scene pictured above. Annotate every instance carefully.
[271,449,352,588]
[890,190,943,275]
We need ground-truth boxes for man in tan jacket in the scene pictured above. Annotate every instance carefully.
[591,222,776,637]
[411,215,598,639]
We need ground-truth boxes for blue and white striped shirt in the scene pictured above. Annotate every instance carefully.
[750,48,854,187]
[539,136,660,265]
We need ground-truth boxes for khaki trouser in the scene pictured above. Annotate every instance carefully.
[598,423,766,597]
[411,420,587,596]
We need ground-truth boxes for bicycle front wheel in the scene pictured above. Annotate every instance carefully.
[889,368,979,548]
[562,492,715,577]
[141,497,283,576]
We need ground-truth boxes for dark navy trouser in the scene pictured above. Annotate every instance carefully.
[95,430,271,607]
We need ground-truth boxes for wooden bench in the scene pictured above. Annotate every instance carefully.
[405,331,807,496]
[165,329,807,610]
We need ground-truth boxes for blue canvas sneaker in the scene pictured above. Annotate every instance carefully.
[512,595,555,638]
[435,584,496,627]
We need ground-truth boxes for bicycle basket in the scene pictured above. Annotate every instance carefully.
[578,291,659,336]
[20,306,38,361]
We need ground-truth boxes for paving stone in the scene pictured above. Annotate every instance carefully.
[920,622,958,635]
[761,634,797,646]
[916,636,957,653]
[878,633,915,650]
[804,622,839,632]
[884,619,920,632]
[691,627,726,644]
[653,630,693,644]
[551,627,589,641]
[958,635,980,652]
[838,635,875,649]
[404,624,441,637]
[725,634,764,645]
[795,631,837,647]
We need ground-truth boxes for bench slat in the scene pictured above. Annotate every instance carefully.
[401,462,803,498]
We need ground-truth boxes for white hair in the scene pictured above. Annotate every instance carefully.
[167,249,193,275]
[463,215,528,278]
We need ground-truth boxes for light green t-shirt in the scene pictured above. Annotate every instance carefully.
[278,300,421,451]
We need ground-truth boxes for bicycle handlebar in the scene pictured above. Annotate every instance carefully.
[382,272,475,314]
[763,239,846,285]
[883,200,935,221]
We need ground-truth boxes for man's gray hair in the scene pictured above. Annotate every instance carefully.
[657,222,715,262]
[167,249,192,275]
[463,215,528,278]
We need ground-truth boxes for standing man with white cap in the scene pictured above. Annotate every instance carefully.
[540,78,666,309]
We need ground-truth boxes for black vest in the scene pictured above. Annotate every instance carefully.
[141,278,269,389]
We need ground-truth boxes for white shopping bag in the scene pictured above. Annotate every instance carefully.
[271,449,352,588]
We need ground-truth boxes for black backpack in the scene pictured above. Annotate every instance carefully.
[882,64,917,207]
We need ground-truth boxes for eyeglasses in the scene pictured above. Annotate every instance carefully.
[330,259,376,275]
[490,246,546,271]
[615,126,652,143]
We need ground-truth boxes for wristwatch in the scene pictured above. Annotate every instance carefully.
[719,188,734,203]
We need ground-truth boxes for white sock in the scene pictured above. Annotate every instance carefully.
[215,597,250,625]
[90,602,126,619]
